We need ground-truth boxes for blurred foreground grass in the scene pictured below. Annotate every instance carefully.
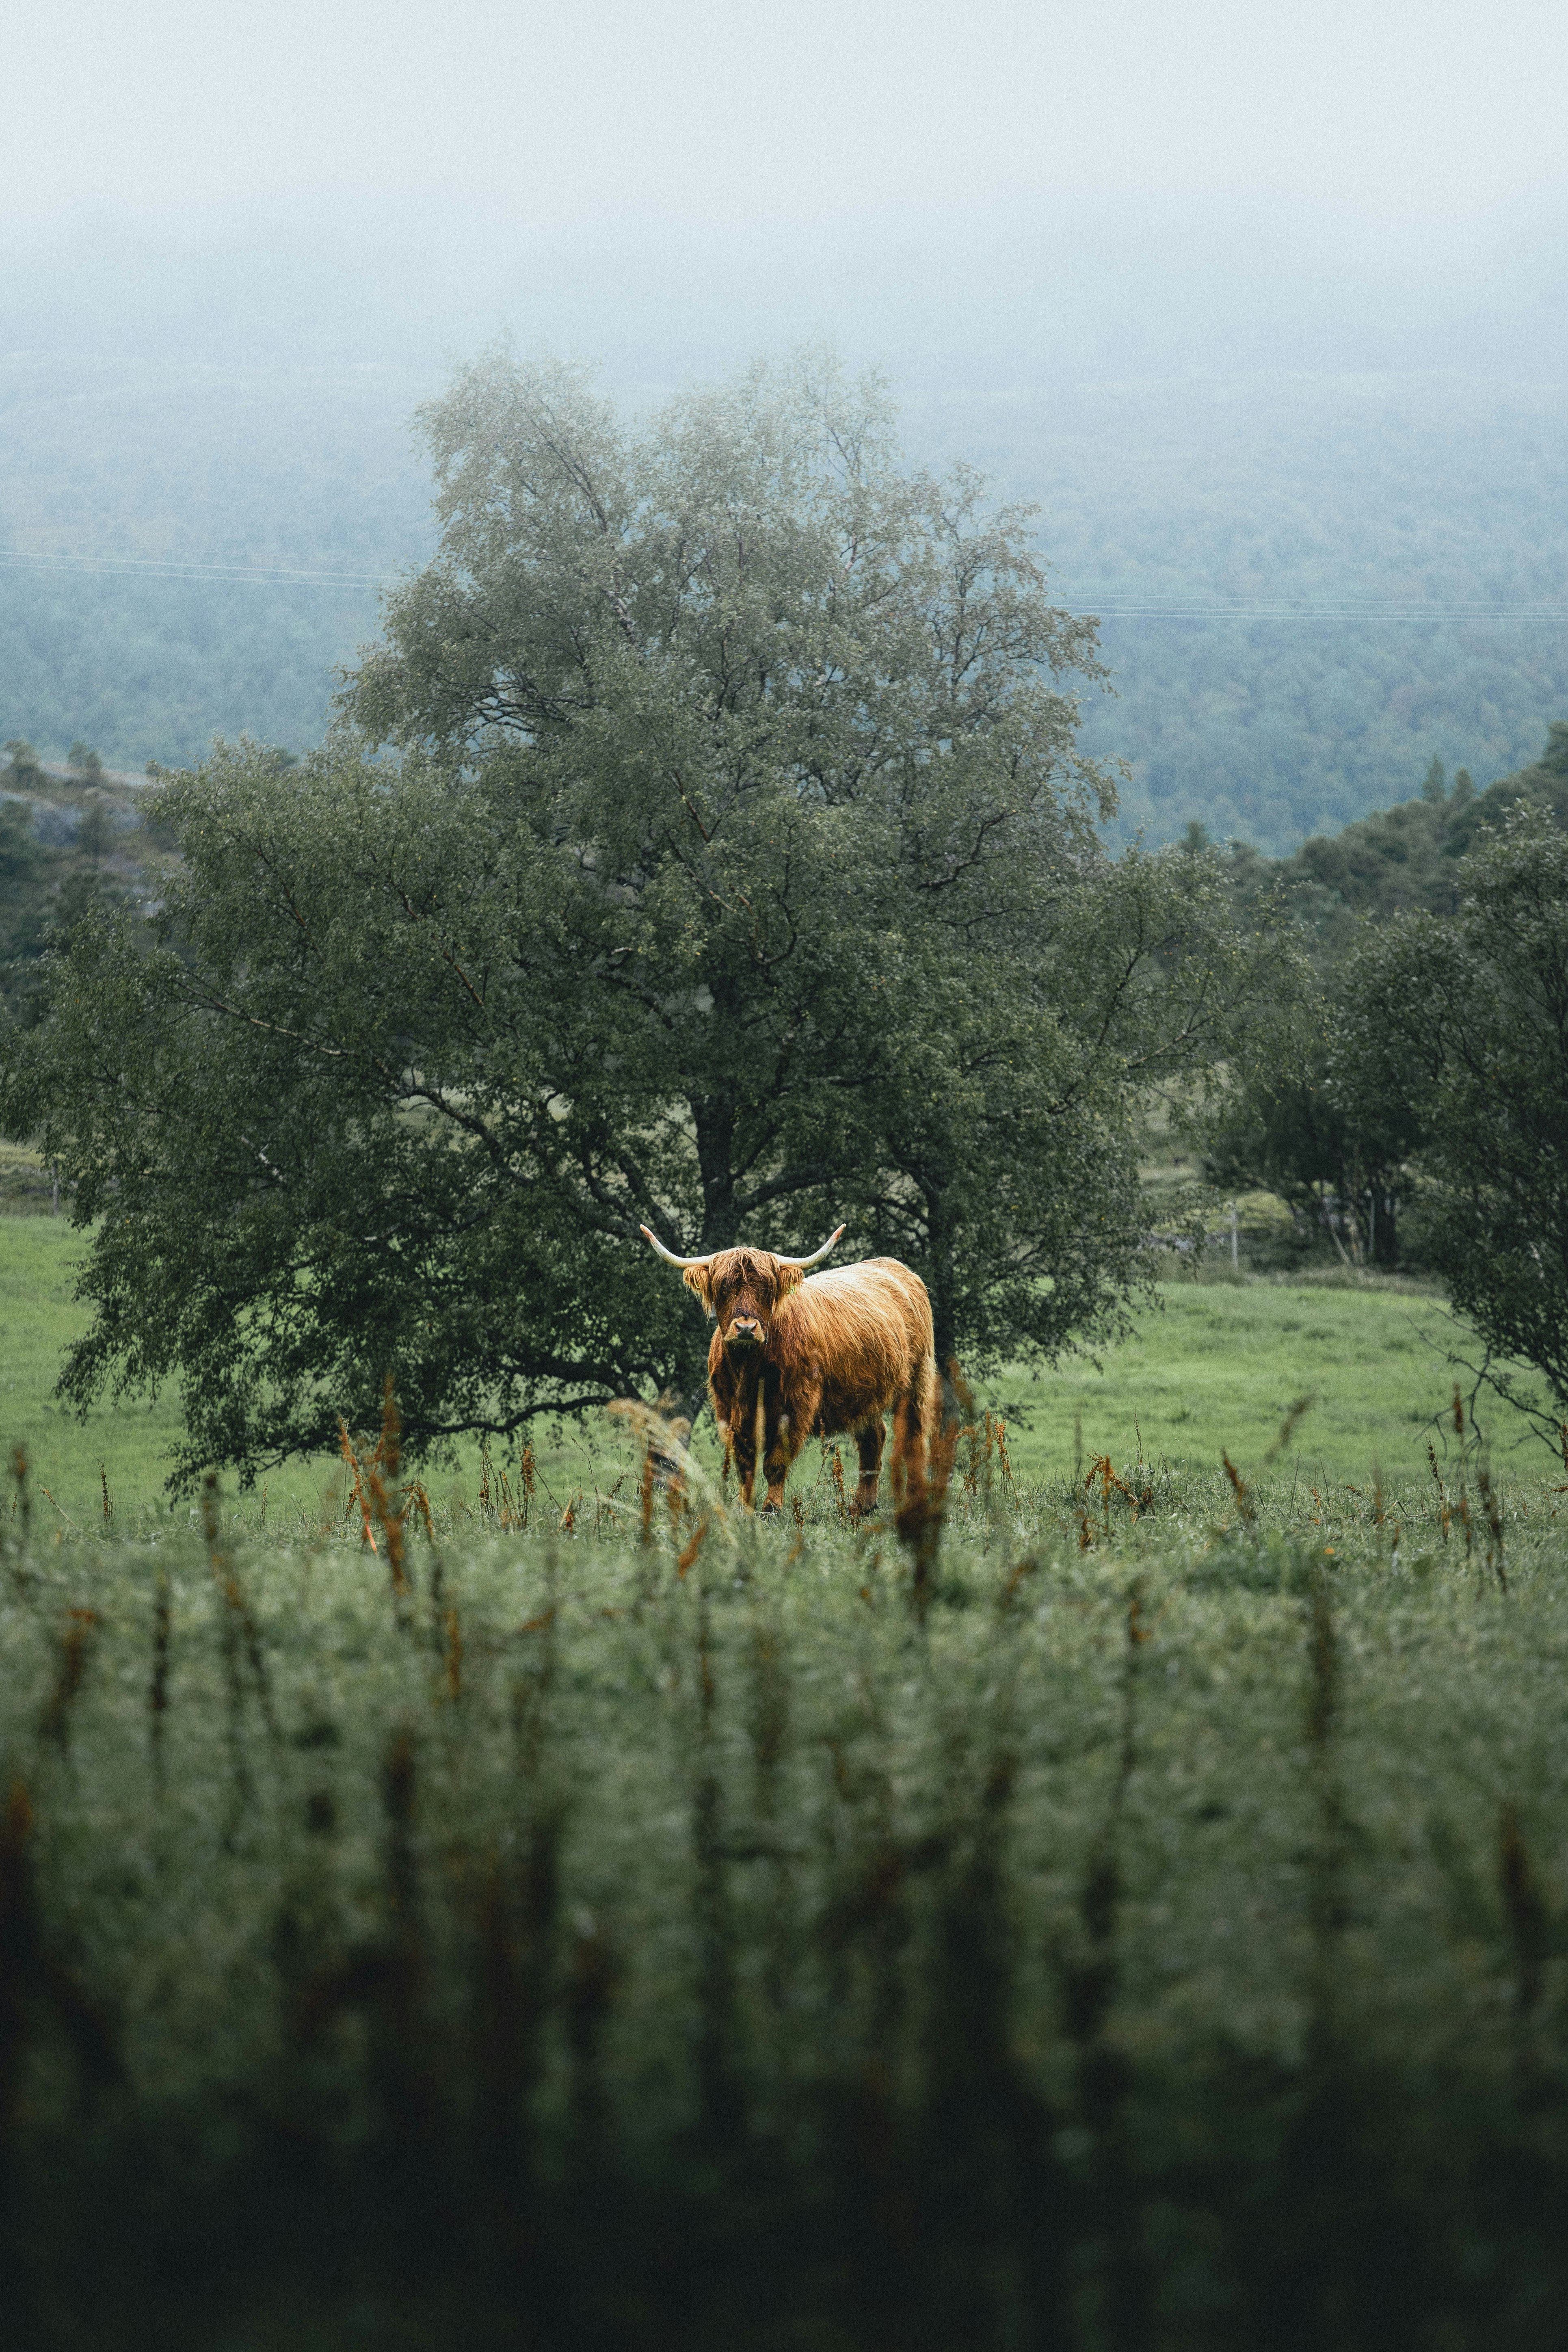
[0,1449,1566,2346]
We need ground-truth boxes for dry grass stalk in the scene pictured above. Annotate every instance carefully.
[1427,1442,1451,1540]
[894,1361,964,1623]
[37,1486,77,1534]
[1265,1396,1314,1463]
[963,1415,984,1499]
[38,1608,101,1753]
[998,1552,1041,1612]
[407,1481,436,1543]
[607,1399,710,1537]
[639,1443,656,1547]
[7,1446,31,1585]
[1499,1801,1546,2103]
[994,1415,1017,1500]
[565,1915,620,2162]
[677,1517,707,1580]
[0,1778,33,2161]
[201,1471,277,1745]
[1307,1571,1337,1751]
[1304,1567,1350,2078]
[338,1423,378,1552]
[1087,1454,1145,1531]
[365,1378,409,1605]
[1476,1462,1507,1594]
[1056,1577,1147,2340]
[149,1568,171,1792]
[0,1776,121,2154]
[1222,1450,1257,1528]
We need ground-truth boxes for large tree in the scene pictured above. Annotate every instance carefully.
[0,353,1251,1485]
[1332,805,1568,1432]
[1198,976,1422,1269]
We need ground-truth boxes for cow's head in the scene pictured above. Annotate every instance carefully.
[639,1225,846,1351]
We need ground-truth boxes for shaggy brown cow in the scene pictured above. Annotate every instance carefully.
[639,1224,936,1514]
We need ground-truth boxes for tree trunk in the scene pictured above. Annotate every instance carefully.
[692,1096,740,1253]
[1371,1188,1399,1268]
[923,1191,965,1426]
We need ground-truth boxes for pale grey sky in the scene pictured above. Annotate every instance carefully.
[7,0,1568,234]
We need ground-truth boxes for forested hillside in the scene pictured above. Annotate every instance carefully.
[930,372,1568,846]
[3,350,1566,849]
[0,353,429,772]
[1218,721,1568,955]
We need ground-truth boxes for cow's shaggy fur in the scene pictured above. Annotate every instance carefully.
[679,1248,936,1513]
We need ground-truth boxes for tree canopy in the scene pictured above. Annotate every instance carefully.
[1331,805,1568,1432]
[0,353,1257,1486]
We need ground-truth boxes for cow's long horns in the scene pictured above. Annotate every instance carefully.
[639,1225,712,1269]
[777,1225,847,1269]
[638,1222,846,1270]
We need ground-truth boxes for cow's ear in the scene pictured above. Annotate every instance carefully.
[774,1263,804,1299]
[683,1265,715,1316]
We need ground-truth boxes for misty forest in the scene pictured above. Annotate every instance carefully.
[5,74,1568,2352]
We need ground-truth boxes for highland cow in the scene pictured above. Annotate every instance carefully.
[639,1225,936,1514]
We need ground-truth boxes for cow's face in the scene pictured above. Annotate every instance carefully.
[685,1249,804,1352]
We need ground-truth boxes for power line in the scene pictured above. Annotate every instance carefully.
[1087,609,1568,621]
[0,550,389,588]
[1,547,1565,622]
[1065,598,1568,621]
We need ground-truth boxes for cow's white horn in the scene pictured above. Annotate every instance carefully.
[639,1223,713,1270]
[777,1224,846,1270]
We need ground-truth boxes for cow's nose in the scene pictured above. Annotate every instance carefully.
[731,1315,761,1334]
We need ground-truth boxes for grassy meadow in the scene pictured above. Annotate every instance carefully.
[0,1436,1566,2346]
[0,1213,1505,1537]
[6,1204,1568,2343]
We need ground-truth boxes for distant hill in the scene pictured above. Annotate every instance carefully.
[2,355,1566,850]
[0,750,154,1020]
[1216,721,1568,954]
[0,353,430,774]
[920,373,1568,849]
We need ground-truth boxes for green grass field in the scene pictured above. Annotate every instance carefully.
[0,1457,1564,2346]
[4,1210,1566,2345]
[0,1214,1522,1534]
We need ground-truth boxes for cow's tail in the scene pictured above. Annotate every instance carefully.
[899,1341,939,1493]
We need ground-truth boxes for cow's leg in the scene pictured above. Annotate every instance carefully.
[732,1426,759,1508]
[892,1359,934,1501]
[725,1372,769,1508]
[761,1403,803,1512]
[760,1376,820,1514]
[852,1419,886,1517]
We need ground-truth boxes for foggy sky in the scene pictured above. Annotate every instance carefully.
[6,3,1568,834]
[10,0,1568,237]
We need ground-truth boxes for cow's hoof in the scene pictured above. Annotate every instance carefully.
[758,1499,782,1518]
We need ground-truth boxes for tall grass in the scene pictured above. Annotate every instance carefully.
[0,1427,1566,2347]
